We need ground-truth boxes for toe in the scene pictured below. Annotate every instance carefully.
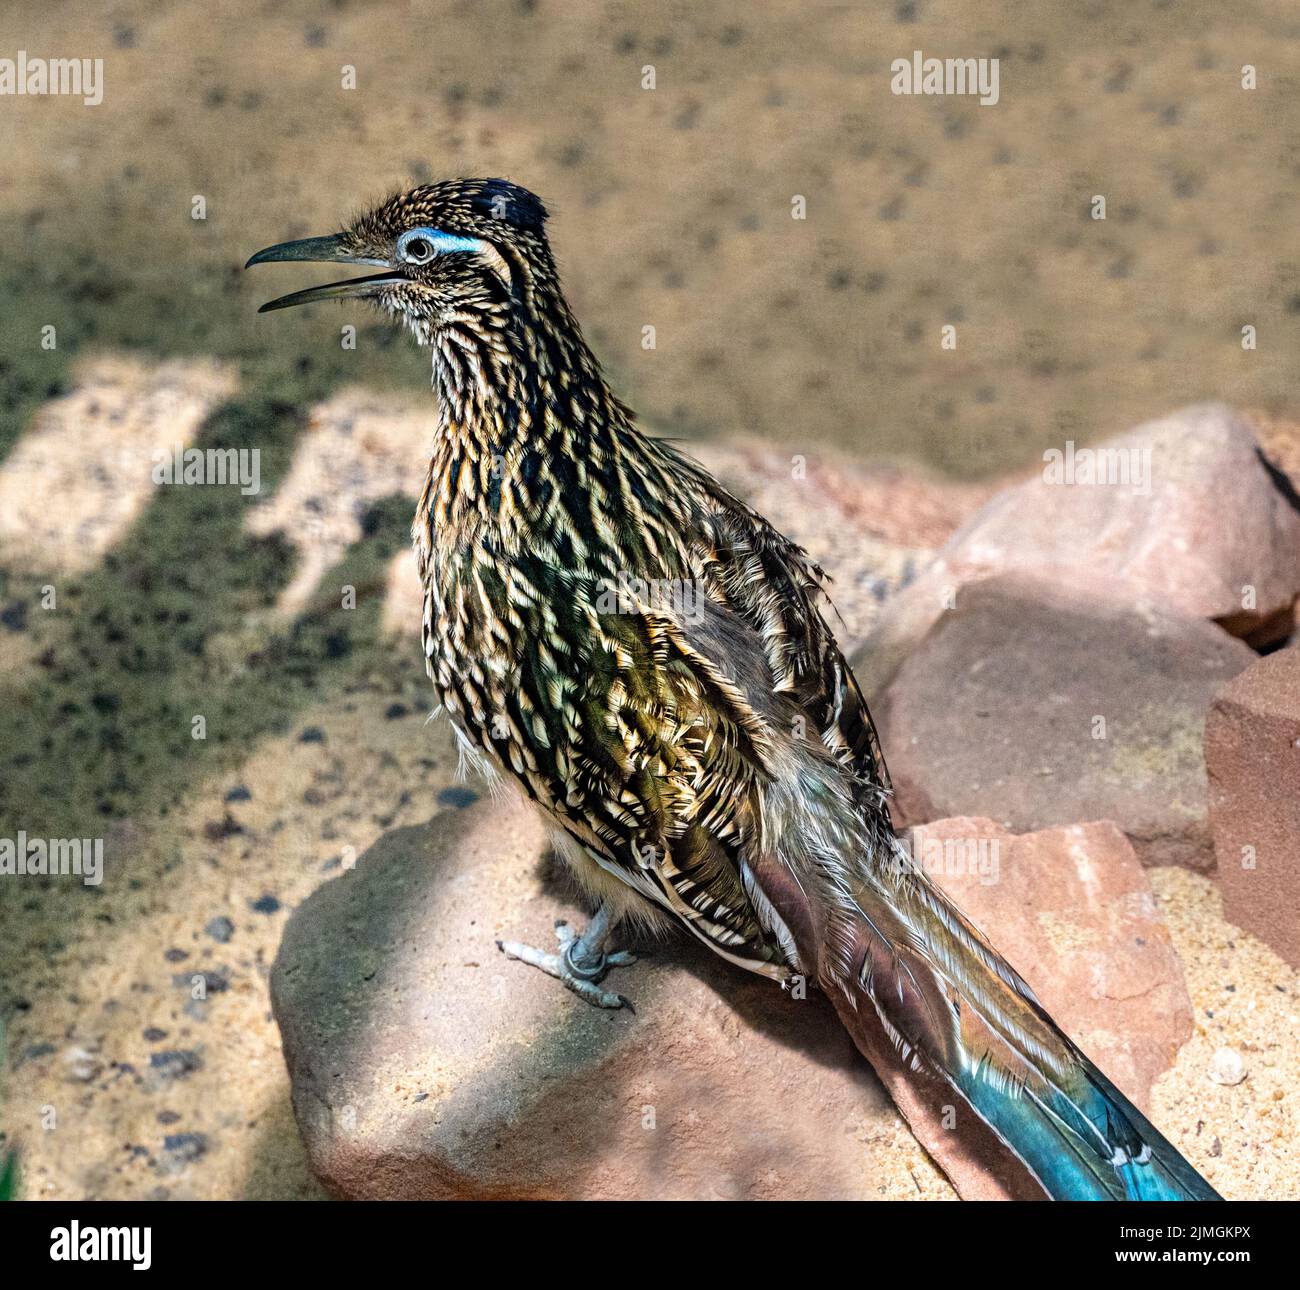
[498,939,565,978]
[569,978,633,1010]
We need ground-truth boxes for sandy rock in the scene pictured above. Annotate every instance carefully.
[853,404,1300,700]
[876,575,1256,868]
[271,795,1195,1200]
[1205,647,1300,966]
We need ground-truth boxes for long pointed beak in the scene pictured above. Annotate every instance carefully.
[245,234,401,312]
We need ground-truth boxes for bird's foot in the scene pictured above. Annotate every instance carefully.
[497,920,638,1011]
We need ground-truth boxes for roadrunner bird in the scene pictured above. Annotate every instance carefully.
[248,178,1220,1201]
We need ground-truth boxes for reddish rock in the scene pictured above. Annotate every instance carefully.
[1206,648,1300,967]
[876,575,1256,867]
[909,816,1194,1105]
[271,794,1195,1201]
[853,404,1300,700]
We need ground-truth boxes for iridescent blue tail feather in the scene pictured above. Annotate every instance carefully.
[958,1053,1221,1200]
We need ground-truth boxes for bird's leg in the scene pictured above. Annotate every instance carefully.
[497,902,638,1010]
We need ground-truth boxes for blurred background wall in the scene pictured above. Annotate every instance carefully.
[3,0,1297,475]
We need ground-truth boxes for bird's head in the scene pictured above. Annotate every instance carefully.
[245,178,552,335]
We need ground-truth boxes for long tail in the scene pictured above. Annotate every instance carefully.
[951,1030,1220,1200]
[756,788,1220,1200]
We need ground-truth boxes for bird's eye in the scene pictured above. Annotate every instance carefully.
[403,235,435,264]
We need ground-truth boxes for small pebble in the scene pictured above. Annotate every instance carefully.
[63,1046,102,1082]
[149,1049,202,1081]
[1209,1046,1247,1086]
[172,969,229,994]
[205,915,235,943]
[203,814,244,840]
[162,1132,208,1163]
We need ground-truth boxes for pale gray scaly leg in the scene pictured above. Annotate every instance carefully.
[497,902,638,1010]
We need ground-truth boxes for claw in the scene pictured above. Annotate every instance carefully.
[497,918,638,1011]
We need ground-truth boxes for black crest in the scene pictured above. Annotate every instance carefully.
[471,179,549,233]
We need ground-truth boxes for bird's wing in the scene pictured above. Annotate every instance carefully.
[653,441,892,803]
[448,543,801,977]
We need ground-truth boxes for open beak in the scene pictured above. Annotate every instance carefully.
[244,234,402,313]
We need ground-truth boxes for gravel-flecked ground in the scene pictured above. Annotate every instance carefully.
[3,0,1299,1200]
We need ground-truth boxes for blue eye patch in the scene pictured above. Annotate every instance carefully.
[397,226,483,262]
